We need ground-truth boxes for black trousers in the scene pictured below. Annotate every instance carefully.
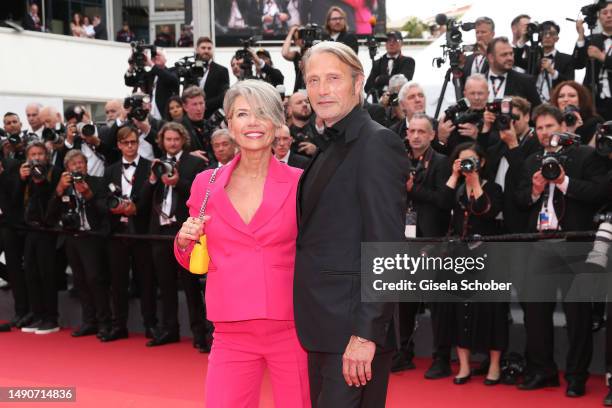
[596,96,612,121]
[108,233,157,328]
[65,235,111,327]
[523,301,592,381]
[1,227,27,317]
[151,225,208,340]
[308,351,393,408]
[397,302,419,358]
[23,231,57,322]
[430,302,454,360]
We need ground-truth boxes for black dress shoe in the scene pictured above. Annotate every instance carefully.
[71,325,98,337]
[565,380,586,397]
[391,349,416,373]
[518,374,560,390]
[453,374,471,385]
[146,331,179,347]
[604,387,612,406]
[14,313,34,328]
[145,326,157,339]
[425,358,452,379]
[100,327,129,342]
[96,326,111,339]
[0,323,10,332]
[484,377,501,386]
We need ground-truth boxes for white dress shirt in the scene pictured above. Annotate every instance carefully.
[488,72,508,102]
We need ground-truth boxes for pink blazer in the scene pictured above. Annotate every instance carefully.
[174,154,303,322]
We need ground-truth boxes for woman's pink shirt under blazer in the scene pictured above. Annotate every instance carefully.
[174,154,303,322]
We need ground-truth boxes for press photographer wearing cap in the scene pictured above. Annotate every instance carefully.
[102,126,156,342]
[515,104,607,397]
[364,31,416,103]
[295,41,408,407]
[253,49,285,87]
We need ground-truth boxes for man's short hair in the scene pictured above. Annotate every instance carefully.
[465,73,488,88]
[511,96,531,115]
[25,141,48,158]
[64,149,87,167]
[116,125,138,143]
[211,128,233,143]
[388,74,408,94]
[409,113,434,131]
[532,103,563,124]
[398,81,424,102]
[475,16,495,31]
[511,14,530,27]
[156,122,191,152]
[4,112,18,119]
[181,86,206,104]
[540,20,560,34]
[196,36,213,47]
[487,36,510,55]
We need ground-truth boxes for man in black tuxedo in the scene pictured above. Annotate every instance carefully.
[397,114,452,375]
[515,104,607,397]
[101,127,156,342]
[322,6,359,54]
[253,49,285,87]
[124,49,179,121]
[47,150,112,338]
[22,3,42,32]
[180,86,216,166]
[391,82,427,139]
[515,21,575,102]
[140,122,210,352]
[195,37,230,119]
[273,125,310,169]
[365,31,416,103]
[295,42,408,408]
[574,3,612,120]
[486,36,542,109]
[461,16,495,88]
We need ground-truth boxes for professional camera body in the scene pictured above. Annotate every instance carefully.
[562,105,580,127]
[444,98,483,126]
[595,121,612,156]
[297,24,322,49]
[175,54,208,88]
[433,14,475,69]
[60,174,87,230]
[152,158,177,179]
[107,183,128,210]
[202,109,226,136]
[124,94,151,122]
[27,160,48,183]
[581,0,608,29]
[486,97,514,131]
[460,157,480,173]
[42,123,66,144]
[129,40,157,71]
[538,132,581,180]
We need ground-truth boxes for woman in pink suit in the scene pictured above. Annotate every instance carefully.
[174,79,310,408]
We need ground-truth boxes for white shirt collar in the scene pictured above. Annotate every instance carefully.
[167,150,183,162]
[277,151,290,163]
[122,155,140,166]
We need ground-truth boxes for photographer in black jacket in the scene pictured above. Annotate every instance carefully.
[47,150,111,339]
[14,142,62,335]
[516,104,607,397]
[102,126,156,342]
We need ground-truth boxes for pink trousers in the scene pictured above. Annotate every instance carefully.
[205,319,310,408]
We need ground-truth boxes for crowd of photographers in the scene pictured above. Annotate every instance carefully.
[2,1,612,404]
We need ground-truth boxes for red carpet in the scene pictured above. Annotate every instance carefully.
[0,328,607,407]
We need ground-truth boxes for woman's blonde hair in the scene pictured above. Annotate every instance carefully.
[223,79,285,129]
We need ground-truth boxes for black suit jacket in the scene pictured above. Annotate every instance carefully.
[461,53,489,89]
[0,158,21,226]
[47,175,110,234]
[256,63,284,87]
[103,158,152,234]
[407,150,452,237]
[93,23,108,40]
[501,70,542,109]
[202,61,230,119]
[287,152,310,169]
[140,152,207,234]
[22,13,41,31]
[323,31,359,54]
[514,49,575,88]
[516,145,607,232]
[573,34,612,100]
[294,107,408,352]
[365,55,416,95]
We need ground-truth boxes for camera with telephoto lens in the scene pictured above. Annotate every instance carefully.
[298,24,322,49]
[27,160,48,182]
[202,109,226,136]
[107,183,128,210]
[175,54,208,88]
[433,14,475,69]
[77,123,96,139]
[444,98,483,126]
[595,121,612,156]
[60,193,80,231]
[538,132,580,180]
[460,157,480,173]
[152,158,176,179]
[585,211,612,272]
[124,94,151,122]
[486,97,515,131]
[128,40,157,71]
[562,105,580,127]
[42,123,66,144]
[2,130,22,146]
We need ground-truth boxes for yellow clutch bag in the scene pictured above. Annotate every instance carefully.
[188,167,220,275]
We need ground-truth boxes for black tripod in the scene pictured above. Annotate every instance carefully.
[434,64,464,120]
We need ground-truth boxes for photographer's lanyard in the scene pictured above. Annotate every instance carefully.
[538,185,560,231]
[473,55,485,74]
[74,191,91,231]
[490,75,506,100]
[537,67,553,102]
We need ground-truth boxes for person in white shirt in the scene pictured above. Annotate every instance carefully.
[25,103,44,138]
[273,125,309,169]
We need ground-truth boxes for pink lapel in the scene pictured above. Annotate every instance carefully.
[209,154,292,236]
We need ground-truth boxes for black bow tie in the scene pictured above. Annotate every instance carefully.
[167,156,177,163]
[123,162,136,169]
[490,75,504,82]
